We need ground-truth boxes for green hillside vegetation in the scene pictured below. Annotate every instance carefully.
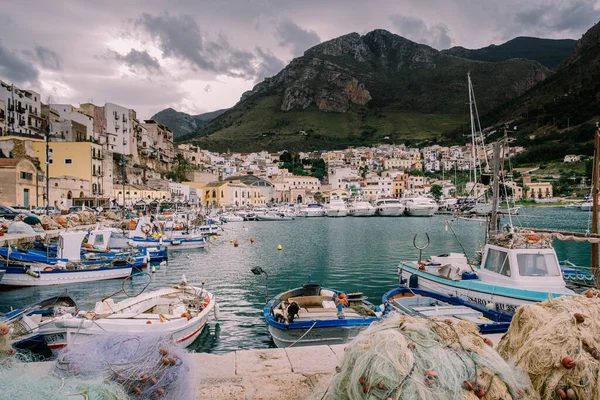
[183,94,464,152]
[442,37,577,69]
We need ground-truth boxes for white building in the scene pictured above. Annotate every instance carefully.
[329,167,360,190]
[0,80,43,136]
[104,102,131,155]
[50,104,94,141]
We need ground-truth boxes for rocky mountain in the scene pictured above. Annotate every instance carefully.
[442,37,576,70]
[444,22,600,162]
[183,29,560,152]
[150,108,227,139]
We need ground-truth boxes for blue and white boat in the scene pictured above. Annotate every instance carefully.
[263,283,381,347]
[381,287,511,334]
[560,260,595,288]
[125,218,208,249]
[301,203,326,217]
[398,242,575,315]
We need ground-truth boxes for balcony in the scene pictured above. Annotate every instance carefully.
[18,120,25,127]
[0,111,4,120]
[16,106,26,114]
[7,104,14,112]
[115,123,120,130]
[122,116,127,123]
[114,113,119,120]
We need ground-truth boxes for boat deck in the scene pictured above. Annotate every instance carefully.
[392,297,493,325]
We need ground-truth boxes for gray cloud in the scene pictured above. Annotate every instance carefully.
[254,47,285,82]
[390,15,453,50]
[35,46,61,70]
[515,1,600,34]
[110,48,161,73]
[135,12,256,79]
[0,42,39,84]
[275,20,321,57]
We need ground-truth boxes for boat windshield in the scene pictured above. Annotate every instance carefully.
[517,253,560,276]
[484,249,510,276]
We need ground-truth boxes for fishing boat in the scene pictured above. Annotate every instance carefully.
[220,213,244,223]
[381,287,511,334]
[403,197,438,217]
[348,200,376,217]
[126,218,207,249]
[256,212,294,221]
[261,279,381,348]
[2,292,78,355]
[374,198,405,216]
[326,198,348,217]
[38,279,218,349]
[301,203,326,217]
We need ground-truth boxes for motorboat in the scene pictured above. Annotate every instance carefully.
[374,198,405,216]
[85,227,167,262]
[39,279,218,350]
[220,213,244,223]
[403,197,438,217]
[256,212,294,221]
[127,217,207,249]
[326,198,348,217]
[398,233,575,315]
[381,287,511,335]
[301,203,326,217]
[348,201,376,217]
[2,292,78,355]
[263,282,381,347]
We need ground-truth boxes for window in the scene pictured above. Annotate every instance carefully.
[20,171,33,180]
[484,249,510,277]
[517,253,560,277]
[65,159,72,164]
[49,159,54,164]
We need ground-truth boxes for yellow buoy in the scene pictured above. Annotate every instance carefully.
[277,244,282,251]
[212,235,217,240]
[250,238,255,243]
[230,239,233,243]
[234,239,239,247]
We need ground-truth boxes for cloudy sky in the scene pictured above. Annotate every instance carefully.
[0,0,598,119]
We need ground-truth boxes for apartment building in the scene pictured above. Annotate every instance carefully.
[0,158,43,208]
[0,80,43,137]
[141,120,174,171]
[50,104,94,141]
[104,102,131,155]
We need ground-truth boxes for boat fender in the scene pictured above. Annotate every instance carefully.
[203,297,211,307]
[25,268,40,278]
[171,239,182,246]
[408,274,419,288]
[213,302,220,320]
[181,312,192,321]
[140,223,152,235]
[43,266,54,272]
[419,262,426,271]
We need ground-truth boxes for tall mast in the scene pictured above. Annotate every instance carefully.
[592,125,599,286]
[490,141,501,235]
[468,72,478,193]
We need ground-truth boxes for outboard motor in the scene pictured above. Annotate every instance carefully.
[287,301,300,322]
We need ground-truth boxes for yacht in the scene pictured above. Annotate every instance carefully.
[326,198,348,217]
[301,203,326,217]
[374,199,405,216]
[348,200,376,217]
[403,197,438,217]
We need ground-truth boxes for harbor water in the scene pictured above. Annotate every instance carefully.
[0,207,593,354]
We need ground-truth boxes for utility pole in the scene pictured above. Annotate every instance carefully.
[592,125,599,286]
[45,119,51,215]
[490,141,501,235]
[121,154,126,209]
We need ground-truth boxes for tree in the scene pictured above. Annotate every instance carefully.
[430,184,443,202]
[360,165,369,178]
[167,153,193,182]
[314,192,325,203]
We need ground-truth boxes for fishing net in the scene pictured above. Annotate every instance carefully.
[0,333,192,400]
[497,292,600,400]
[327,314,536,400]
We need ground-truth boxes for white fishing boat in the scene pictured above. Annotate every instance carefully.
[0,231,133,287]
[301,203,326,217]
[127,217,207,249]
[403,197,438,217]
[348,201,376,217]
[220,213,244,223]
[326,198,348,217]
[374,198,405,216]
[256,212,294,221]
[39,279,218,350]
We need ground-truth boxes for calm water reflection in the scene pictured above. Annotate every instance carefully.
[0,207,593,353]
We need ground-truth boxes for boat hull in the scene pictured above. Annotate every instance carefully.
[0,265,132,287]
[405,206,436,217]
[398,264,570,314]
[327,209,348,217]
[376,206,405,216]
[129,237,206,250]
[268,323,367,348]
[348,209,376,217]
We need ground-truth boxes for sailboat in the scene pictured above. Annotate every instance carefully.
[397,141,575,315]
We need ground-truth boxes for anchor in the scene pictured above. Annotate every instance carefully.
[413,233,430,269]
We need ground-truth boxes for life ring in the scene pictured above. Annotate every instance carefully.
[140,223,152,235]
[203,297,211,307]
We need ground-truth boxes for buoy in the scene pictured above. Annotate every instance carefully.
[212,235,217,240]
[277,244,282,251]
[230,239,233,243]
[485,302,496,310]
[234,240,239,247]
[151,266,156,273]
[250,238,255,243]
